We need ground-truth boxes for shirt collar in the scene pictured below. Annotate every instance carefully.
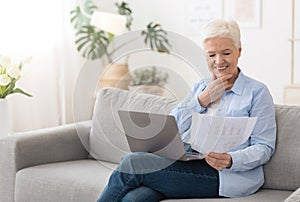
[228,68,245,96]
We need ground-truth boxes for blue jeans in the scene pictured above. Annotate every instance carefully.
[97,152,219,202]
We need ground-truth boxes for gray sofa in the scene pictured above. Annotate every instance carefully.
[1,88,299,202]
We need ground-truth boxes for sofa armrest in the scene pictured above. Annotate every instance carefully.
[284,187,300,202]
[0,121,91,202]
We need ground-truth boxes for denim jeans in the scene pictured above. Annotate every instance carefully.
[97,152,219,202]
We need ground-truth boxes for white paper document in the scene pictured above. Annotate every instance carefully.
[190,113,257,154]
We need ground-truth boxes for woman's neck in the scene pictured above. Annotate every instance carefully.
[226,68,240,90]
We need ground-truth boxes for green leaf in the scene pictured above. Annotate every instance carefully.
[142,22,171,53]
[116,1,133,31]
[74,25,111,60]
[70,0,98,30]
[70,6,89,29]
[83,0,98,15]
[11,88,32,97]
[18,62,23,70]
[2,79,16,98]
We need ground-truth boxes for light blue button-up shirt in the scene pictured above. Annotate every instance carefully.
[170,70,276,197]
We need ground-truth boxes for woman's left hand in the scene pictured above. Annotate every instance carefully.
[205,152,232,171]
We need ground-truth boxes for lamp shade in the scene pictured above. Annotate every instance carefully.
[91,11,127,35]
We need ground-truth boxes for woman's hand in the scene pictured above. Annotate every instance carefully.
[205,152,232,171]
[198,74,233,107]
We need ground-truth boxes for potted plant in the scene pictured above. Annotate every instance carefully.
[70,0,171,90]
[0,55,32,136]
[129,66,169,96]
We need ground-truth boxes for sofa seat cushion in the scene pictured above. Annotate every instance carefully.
[15,160,292,202]
[15,159,117,202]
[14,159,293,202]
[162,189,292,202]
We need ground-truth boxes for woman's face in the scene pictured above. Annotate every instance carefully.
[204,37,241,81]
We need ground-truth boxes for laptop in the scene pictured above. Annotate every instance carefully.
[118,110,204,161]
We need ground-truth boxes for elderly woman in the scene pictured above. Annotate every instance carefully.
[97,19,276,201]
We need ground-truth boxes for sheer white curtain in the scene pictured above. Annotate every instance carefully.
[0,0,83,132]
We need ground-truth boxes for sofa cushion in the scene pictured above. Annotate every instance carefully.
[263,105,300,190]
[89,88,178,163]
[162,189,292,202]
[15,159,117,202]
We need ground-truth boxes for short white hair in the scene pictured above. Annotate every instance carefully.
[201,19,241,49]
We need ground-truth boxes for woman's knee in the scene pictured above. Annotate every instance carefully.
[118,152,172,174]
[118,152,149,174]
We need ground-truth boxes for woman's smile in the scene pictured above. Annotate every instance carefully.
[215,65,228,71]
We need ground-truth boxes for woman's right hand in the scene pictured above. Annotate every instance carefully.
[198,74,233,107]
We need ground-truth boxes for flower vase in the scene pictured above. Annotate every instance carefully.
[0,98,10,137]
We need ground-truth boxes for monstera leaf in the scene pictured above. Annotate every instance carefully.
[70,0,97,29]
[70,0,110,60]
[142,22,171,53]
[75,25,110,60]
[116,2,133,31]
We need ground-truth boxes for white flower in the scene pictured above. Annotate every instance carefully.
[0,74,11,86]
[0,54,32,98]
[7,64,20,79]
[22,56,32,66]
[0,55,11,67]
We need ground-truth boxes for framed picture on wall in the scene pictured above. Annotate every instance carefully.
[225,0,261,28]
[186,0,224,34]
